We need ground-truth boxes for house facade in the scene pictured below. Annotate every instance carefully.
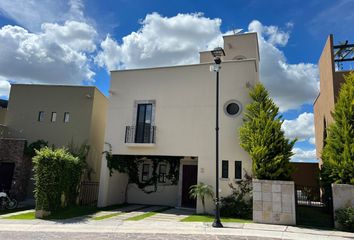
[4,84,108,183]
[313,35,352,163]
[98,33,260,213]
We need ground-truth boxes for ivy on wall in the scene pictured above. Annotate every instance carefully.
[104,143,181,194]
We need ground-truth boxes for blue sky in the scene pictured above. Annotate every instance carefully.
[0,0,353,162]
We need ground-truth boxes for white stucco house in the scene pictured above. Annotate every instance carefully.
[98,32,260,213]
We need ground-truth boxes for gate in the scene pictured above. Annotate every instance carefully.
[78,181,99,206]
[295,185,333,228]
[0,162,15,191]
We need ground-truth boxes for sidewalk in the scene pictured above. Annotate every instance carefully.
[0,218,353,240]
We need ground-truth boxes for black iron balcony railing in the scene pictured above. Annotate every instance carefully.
[125,125,156,144]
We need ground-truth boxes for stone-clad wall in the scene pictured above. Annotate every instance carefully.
[253,179,296,225]
[332,184,354,228]
[0,138,30,200]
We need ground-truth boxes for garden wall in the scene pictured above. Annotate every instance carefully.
[253,179,296,225]
[332,183,354,228]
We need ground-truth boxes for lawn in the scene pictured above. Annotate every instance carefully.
[181,214,252,223]
[92,212,123,220]
[4,211,35,220]
[3,203,129,220]
[125,207,171,221]
[0,207,33,216]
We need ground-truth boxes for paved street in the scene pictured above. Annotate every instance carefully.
[0,232,275,240]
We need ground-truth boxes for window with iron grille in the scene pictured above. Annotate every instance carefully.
[142,164,150,182]
[222,160,228,178]
[158,164,167,183]
[235,161,242,179]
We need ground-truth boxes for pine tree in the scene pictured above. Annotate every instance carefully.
[321,72,354,185]
[239,83,296,180]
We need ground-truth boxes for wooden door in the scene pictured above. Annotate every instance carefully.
[181,165,198,208]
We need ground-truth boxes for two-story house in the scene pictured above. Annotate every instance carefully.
[98,33,260,213]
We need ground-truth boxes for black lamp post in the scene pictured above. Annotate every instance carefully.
[210,47,225,228]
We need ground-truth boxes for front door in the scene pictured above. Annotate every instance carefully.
[135,103,152,143]
[181,165,198,208]
[0,162,15,191]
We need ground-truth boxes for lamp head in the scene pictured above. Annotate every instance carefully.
[211,47,225,64]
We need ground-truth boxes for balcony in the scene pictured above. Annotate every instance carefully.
[125,125,156,146]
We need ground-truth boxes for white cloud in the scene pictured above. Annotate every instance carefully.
[282,112,315,143]
[0,76,10,97]
[95,12,222,71]
[0,0,86,32]
[291,148,317,162]
[0,21,96,87]
[248,20,319,111]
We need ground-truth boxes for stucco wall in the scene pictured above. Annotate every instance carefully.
[253,179,296,225]
[127,184,179,206]
[332,184,354,228]
[0,108,6,124]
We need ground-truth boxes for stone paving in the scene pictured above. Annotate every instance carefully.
[143,207,195,222]
[90,204,144,219]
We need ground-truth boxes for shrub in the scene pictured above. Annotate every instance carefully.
[220,173,252,219]
[335,207,354,232]
[239,83,295,180]
[33,147,83,212]
[189,183,214,214]
[24,139,48,157]
[321,72,354,186]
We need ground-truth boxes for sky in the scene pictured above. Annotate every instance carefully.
[0,0,353,162]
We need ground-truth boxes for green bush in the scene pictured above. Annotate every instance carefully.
[335,207,354,232]
[24,139,48,157]
[220,174,252,219]
[239,83,295,180]
[33,147,83,212]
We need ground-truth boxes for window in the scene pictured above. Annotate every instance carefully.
[51,112,57,122]
[224,100,242,117]
[142,164,150,182]
[235,161,242,179]
[64,112,70,123]
[135,103,153,143]
[38,111,44,122]
[158,164,167,183]
[222,160,229,178]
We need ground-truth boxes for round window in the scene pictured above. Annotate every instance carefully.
[224,100,242,117]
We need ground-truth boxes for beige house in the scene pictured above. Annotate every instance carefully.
[98,33,260,213]
[4,84,108,182]
[313,35,352,164]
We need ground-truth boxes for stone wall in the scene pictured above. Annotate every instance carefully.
[332,183,354,228]
[253,179,296,225]
[0,138,30,200]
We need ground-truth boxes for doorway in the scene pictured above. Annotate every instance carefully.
[181,165,197,208]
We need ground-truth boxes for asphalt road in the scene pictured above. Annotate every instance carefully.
[0,232,280,240]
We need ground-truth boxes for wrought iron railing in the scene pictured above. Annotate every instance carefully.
[295,185,323,207]
[125,125,156,144]
[78,181,99,206]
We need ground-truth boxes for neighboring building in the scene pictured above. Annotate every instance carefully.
[290,162,319,188]
[314,35,353,163]
[0,99,7,124]
[5,84,108,182]
[98,33,260,213]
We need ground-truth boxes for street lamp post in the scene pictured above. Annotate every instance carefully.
[210,47,225,228]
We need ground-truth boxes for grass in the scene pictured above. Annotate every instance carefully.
[92,212,123,220]
[3,203,129,220]
[4,211,35,220]
[125,206,171,221]
[0,206,33,216]
[180,214,252,223]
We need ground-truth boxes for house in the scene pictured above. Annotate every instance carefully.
[0,99,7,124]
[98,32,260,213]
[4,84,108,186]
[313,35,353,163]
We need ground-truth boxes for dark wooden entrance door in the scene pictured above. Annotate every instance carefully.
[0,162,15,191]
[181,165,198,208]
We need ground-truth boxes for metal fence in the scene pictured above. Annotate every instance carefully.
[125,125,156,144]
[78,181,99,206]
[295,185,322,207]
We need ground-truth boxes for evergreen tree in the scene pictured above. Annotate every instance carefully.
[321,72,354,185]
[239,83,296,180]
